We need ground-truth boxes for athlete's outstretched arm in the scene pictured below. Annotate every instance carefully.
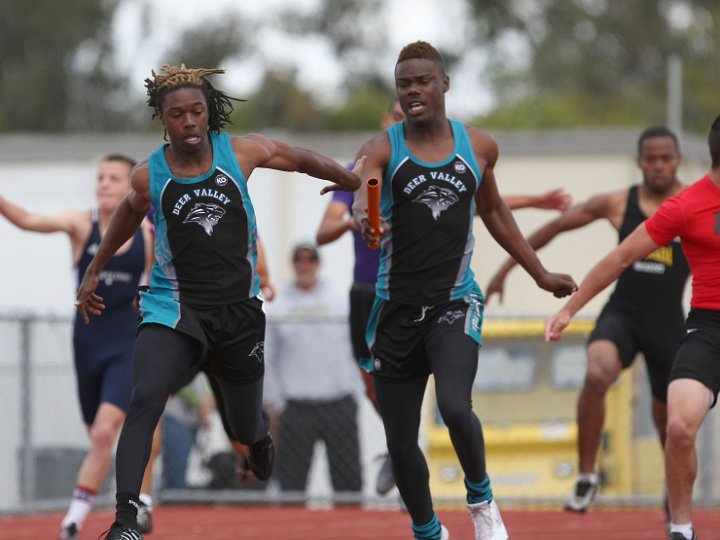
[232,134,363,192]
[316,199,355,245]
[545,224,659,341]
[503,188,572,212]
[0,196,79,234]
[76,166,151,323]
[473,132,576,298]
[486,191,619,304]
[0,195,90,259]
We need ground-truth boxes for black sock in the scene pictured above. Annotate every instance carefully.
[115,492,139,527]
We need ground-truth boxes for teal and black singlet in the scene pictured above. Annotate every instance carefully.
[376,120,482,305]
[140,131,260,327]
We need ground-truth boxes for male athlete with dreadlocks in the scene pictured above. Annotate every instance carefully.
[75,64,363,540]
[353,41,577,540]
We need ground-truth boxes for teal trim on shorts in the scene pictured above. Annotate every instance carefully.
[358,357,373,373]
[463,282,484,346]
[138,290,181,329]
[365,296,384,372]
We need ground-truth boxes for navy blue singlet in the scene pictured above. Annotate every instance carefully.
[72,209,145,424]
[74,208,146,341]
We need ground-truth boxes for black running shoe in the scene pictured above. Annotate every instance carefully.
[99,521,144,540]
[58,522,79,540]
[247,433,274,481]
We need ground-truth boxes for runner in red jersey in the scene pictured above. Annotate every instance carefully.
[545,114,720,540]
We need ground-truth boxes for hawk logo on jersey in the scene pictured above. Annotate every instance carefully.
[438,309,466,325]
[215,174,228,187]
[249,341,264,363]
[453,161,467,174]
[183,202,227,236]
[413,186,459,220]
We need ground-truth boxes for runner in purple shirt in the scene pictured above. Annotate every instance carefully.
[332,189,380,286]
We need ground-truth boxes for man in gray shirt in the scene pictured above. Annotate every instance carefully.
[264,243,363,494]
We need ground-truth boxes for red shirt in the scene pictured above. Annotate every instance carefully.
[645,175,720,310]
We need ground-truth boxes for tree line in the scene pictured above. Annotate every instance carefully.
[0,0,717,133]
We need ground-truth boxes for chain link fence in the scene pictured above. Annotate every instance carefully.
[1,313,718,515]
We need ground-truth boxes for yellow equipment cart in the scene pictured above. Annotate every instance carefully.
[425,319,663,503]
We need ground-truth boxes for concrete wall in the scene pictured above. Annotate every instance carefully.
[0,128,709,317]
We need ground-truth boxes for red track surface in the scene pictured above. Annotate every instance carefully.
[2,504,720,539]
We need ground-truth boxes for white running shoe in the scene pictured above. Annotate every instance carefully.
[564,478,598,513]
[669,531,698,540]
[468,500,508,540]
[375,453,396,495]
[440,524,450,539]
[136,501,153,533]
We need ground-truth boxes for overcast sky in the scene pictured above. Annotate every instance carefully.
[112,0,496,119]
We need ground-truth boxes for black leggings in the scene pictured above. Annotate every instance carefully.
[115,324,268,495]
[373,333,486,525]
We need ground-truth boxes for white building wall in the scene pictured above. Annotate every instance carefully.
[0,130,708,317]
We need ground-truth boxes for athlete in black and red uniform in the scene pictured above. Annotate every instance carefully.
[546,113,720,540]
[487,126,688,514]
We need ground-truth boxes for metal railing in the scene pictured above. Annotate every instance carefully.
[1,312,717,515]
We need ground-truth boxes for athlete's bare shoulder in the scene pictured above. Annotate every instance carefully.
[465,125,499,168]
[62,209,93,223]
[594,187,631,211]
[362,130,393,152]
[577,186,630,227]
[130,161,151,199]
[464,125,496,145]
[356,130,390,160]
[232,132,272,150]
[232,132,286,158]
[230,133,287,171]
[131,160,149,178]
[62,209,93,238]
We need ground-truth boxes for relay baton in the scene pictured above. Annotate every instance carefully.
[367,177,381,249]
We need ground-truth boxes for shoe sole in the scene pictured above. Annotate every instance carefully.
[563,503,590,513]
